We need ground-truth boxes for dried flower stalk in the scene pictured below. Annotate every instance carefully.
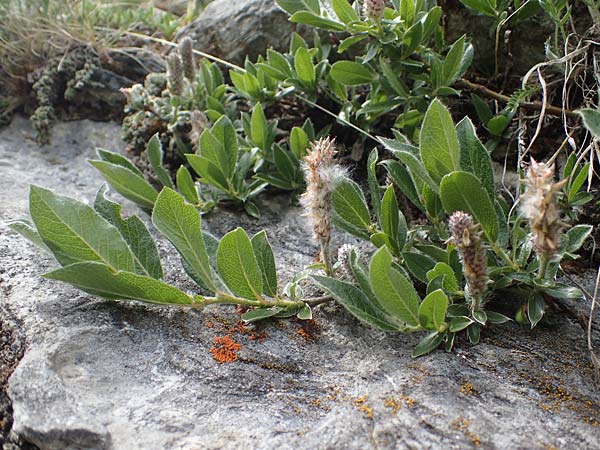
[520,159,566,278]
[301,137,346,274]
[449,211,488,311]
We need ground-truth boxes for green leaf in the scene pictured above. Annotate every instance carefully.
[330,61,375,86]
[426,262,459,294]
[146,133,174,189]
[578,108,600,139]
[456,117,494,197]
[96,149,144,178]
[297,304,313,320]
[290,127,309,159]
[9,219,50,252]
[217,228,263,301]
[332,0,359,23]
[449,316,473,332]
[289,11,346,31]
[440,171,499,242]
[487,115,510,136]
[370,247,420,326]
[176,166,199,205]
[29,185,135,271]
[241,307,284,322]
[186,154,229,192]
[443,35,466,85]
[412,331,444,357]
[275,0,320,14]
[367,149,382,223]
[402,251,436,284]
[332,178,372,236]
[89,160,158,210]
[152,188,215,291]
[44,262,192,305]
[486,311,511,324]
[467,323,480,344]
[419,99,461,183]
[210,115,238,180]
[566,225,593,253]
[418,289,449,331]
[250,103,268,150]
[527,291,545,328]
[381,160,422,210]
[94,185,163,280]
[251,231,278,297]
[381,185,407,254]
[312,275,401,331]
[540,284,583,300]
[294,47,316,85]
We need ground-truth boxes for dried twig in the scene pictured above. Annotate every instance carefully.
[455,78,579,119]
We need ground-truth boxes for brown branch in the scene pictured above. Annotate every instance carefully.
[456,78,580,119]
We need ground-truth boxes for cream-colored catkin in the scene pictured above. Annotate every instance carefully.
[179,37,196,81]
[520,159,565,260]
[448,211,488,310]
[167,54,184,96]
[301,137,346,273]
[363,0,385,20]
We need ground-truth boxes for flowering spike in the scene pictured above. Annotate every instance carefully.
[448,211,488,311]
[363,0,385,20]
[167,54,184,96]
[179,37,196,81]
[520,159,565,277]
[301,137,346,273]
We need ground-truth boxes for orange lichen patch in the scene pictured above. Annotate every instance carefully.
[296,319,321,342]
[205,321,214,328]
[403,396,416,408]
[354,396,374,419]
[209,335,241,363]
[451,417,482,447]
[460,383,480,396]
[384,397,401,415]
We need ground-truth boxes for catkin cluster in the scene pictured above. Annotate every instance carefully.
[167,38,197,96]
[448,211,488,309]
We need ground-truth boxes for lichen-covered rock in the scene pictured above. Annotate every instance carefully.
[1,117,600,449]
[175,0,296,65]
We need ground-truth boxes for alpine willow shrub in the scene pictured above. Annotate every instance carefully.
[11,185,318,322]
[11,100,594,357]
[314,99,593,355]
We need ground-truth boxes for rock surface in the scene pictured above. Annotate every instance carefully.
[175,0,299,65]
[1,117,600,449]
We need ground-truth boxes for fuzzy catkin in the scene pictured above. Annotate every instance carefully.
[167,54,184,96]
[363,0,385,20]
[301,137,346,271]
[448,211,488,309]
[520,159,565,258]
[179,37,196,81]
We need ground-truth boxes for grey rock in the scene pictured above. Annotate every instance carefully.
[1,117,600,450]
[175,0,297,65]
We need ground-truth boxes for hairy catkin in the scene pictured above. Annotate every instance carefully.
[167,54,184,96]
[520,159,565,258]
[448,211,488,309]
[301,137,346,272]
